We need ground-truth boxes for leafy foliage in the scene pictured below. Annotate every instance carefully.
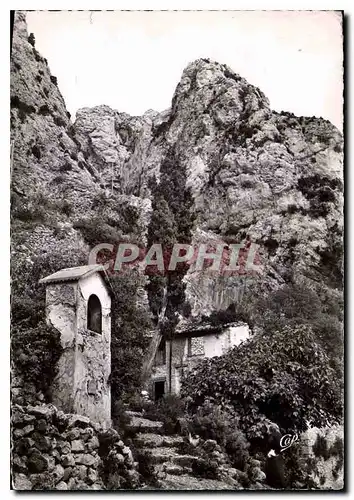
[186,400,250,470]
[181,324,343,439]
[142,394,186,435]
[110,270,152,409]
[11,321,63,399]
[11,241,87,326]
[251,281,344,370]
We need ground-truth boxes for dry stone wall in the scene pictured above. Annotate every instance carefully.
[11,403,139,491]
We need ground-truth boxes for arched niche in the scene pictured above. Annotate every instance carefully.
[87,294,102,334]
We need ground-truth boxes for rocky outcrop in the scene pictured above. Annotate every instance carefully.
[11,12,343,321]
[72,59,343,316]
[11,404,139,490]
[299,425,344,490]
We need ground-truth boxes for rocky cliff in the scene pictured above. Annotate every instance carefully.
[11,11,343,321]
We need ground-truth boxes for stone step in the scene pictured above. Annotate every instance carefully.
[135,432,184,448]
[127,416,164,434]
[160,474,237,490]
[125,410,144,418]
[155,463,192,477]
[147,447,203,468]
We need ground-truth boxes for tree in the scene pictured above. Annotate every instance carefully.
[110,270,153,407]
[142,147,195,385]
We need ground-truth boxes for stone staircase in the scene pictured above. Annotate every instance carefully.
[125,410,237,490]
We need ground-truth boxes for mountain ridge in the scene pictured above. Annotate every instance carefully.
[11,11,343,323]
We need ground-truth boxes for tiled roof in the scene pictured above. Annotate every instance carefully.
[39,265,113,293]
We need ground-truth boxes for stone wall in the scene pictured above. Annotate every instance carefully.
[299,425,344,490]
[11,403,139,491]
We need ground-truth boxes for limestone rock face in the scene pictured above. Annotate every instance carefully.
[10,11,151,320]
[72,58,343,314]
[11,13,343,321]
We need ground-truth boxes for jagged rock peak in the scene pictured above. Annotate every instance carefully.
[171,57,270,113]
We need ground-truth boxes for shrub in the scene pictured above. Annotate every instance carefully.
[329,436,344,458]
[313,434,330,460]
[143,395,185,435]
[52,174,66,184]
[240,179,254,189]
[11,239,87,328]
[50,75,58,85]
[111,400,132,435]
[32,144,41,160]
[53,115,66,127]
[11,321,63,399]
[13,201,46,223]
[191,457,219,480]
[59,161,72,172]
[73,217,122,246]
[32,48,42,62]
[70,150,78,161]
[11,295,44,327]
[282,443,317,489]
[186,401,250,470]
[38,104,51,115]
[181,324,343,438]
[61,200,73,216]
[11,95,36,120]
[28,33,35,47]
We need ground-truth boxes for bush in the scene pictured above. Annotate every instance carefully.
[28,33,35,47]
[73,217,122,247]
[181,324,343,438]
[192,457,219,480]
[50,75,58,85]
[143,395,185,435]
[186,401,250,470]
[32,48,42,62]
[53,115,66,127]
[111,400,131,435]
[313,434,330,460]
[11,95,36,120]
[11,321,63,399]
[32,144,41,160]
[13,201,46,224]
[329,436,344,458]
[38,104,51,116]
[282,442,317,489]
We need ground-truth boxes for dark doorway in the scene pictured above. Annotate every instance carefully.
[154,381,165,401]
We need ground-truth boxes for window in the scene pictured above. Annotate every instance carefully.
[154,340,166,366]
[188,336,205,357]
[87,294,102,334]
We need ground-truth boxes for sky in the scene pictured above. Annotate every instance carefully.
[26,10,343,130]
